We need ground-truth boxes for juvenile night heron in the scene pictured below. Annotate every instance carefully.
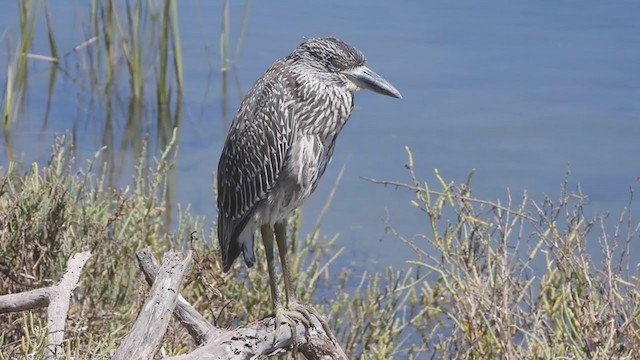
[217,37,401,338]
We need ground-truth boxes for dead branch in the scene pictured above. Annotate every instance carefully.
[0,251,92,359]
[112,251,193,360]
[165,316,346,360]
[135,247,220,345]
[135,248,348,360]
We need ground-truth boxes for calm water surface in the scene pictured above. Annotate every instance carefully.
[1,1,639,273]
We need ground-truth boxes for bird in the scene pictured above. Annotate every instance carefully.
[216,37,401,340]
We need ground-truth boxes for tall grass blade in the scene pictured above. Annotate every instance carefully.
[40,63,58,131]
[125,0,143,99]
[234,0,251,61]
[157,0,170,107]
[44,1,59,60]
[220,0,230,130]
[220,0,229,71]
[169,0,183,92]
[2,64,13,130]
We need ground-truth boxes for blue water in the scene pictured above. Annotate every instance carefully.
[1,1,639,274]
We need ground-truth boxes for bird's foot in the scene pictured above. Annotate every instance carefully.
[274,302,336,346]
[290,302,336,344]
[274,306,307,348]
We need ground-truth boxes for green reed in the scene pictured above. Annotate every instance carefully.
[2,0,37,132]
[219,0,251,130]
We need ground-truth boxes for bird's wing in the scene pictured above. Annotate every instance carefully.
[217,80,294,270]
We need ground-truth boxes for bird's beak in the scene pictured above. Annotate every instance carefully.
[343,65,402,99]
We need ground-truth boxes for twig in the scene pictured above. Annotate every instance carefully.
[361,176,536,221]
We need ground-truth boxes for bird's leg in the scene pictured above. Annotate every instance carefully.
[274,221,336,343]
[274,221,295,306]
[261,224,306,348]
[260,225,281,310]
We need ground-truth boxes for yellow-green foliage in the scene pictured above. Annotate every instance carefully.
[0,133,184,358]
[388,147,640,359]
[0,135,416,359]
[2,138,639,359]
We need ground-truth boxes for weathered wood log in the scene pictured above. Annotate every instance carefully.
[0,251,92,359]
[134,248,348,359]
[111,251,192,360]
[165,316,347,360]
[1,248,348,359]
[135,247,220,345]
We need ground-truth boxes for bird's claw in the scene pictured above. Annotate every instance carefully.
[291,302,337,344]
[274,307,306,350]
[274,303,337,346]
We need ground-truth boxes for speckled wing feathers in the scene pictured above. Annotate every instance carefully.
[217,78,294,271]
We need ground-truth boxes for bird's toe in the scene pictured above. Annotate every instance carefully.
[289,302,337,344]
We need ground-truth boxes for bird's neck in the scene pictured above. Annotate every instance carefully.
[291,73,354,141]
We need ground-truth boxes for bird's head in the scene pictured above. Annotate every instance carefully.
[291,37,402,99]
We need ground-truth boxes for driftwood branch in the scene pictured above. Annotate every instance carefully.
[0,251,92,359]
[135,248,220,345]
[1,247,347,359]
[112,251,193,360]
[134,248,348,360]
[165,316,347,360]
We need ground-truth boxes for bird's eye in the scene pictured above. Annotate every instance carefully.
[328,58,343,71]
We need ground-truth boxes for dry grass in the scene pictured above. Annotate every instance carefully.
[2,138,638,359]
[0,135,417,359]
[365,147,640,359]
